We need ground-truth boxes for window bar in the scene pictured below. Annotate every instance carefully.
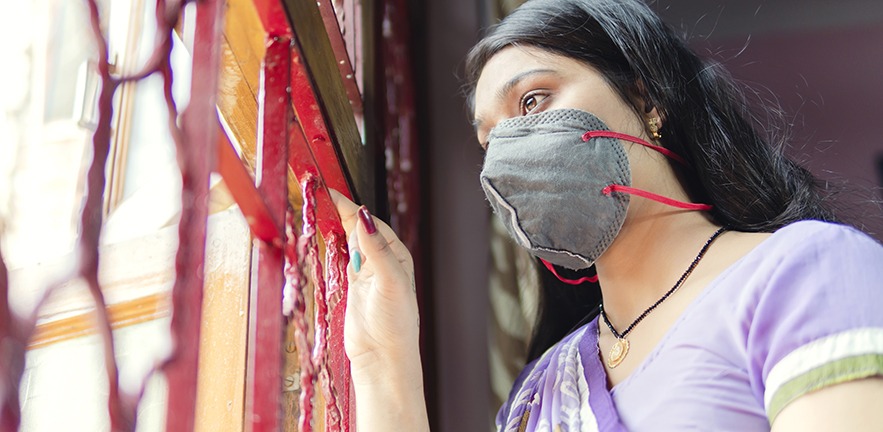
[0,237,22,432]
[2,0,364,429]
[286,99,354,432]
[236,2,357,430]
[5,0,364,428]
[378,0,433,419]
[0,0,211,429]
[250,3,361,428]
[280,0,372,207]
[159,0,225,427]
[250,0,359,209]
[216,125,281,243]
[67,0,135,429]
[287,47,355,204]
[321,230,350,432]
[281,173,350,432]
[0,0,127,425]
[316,0,363,117]
[305,177,345,432]
[85,0,128,426]
[245,35,291,432]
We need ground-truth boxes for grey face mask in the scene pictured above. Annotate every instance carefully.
[480,109,631,270]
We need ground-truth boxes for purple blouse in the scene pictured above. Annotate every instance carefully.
[496,221,883,431]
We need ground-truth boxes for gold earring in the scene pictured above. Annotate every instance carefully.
[647,117,662,140]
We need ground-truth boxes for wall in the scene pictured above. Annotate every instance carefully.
[658,0,883,238]
[422,0,493,430]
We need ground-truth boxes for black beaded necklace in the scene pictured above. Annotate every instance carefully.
[600,226,727,368]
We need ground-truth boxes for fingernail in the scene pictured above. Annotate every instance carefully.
[352,250,362,272]
[358,206,377,235]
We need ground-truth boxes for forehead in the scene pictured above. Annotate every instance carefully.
[474,46,567,112]
[473,46,592,137]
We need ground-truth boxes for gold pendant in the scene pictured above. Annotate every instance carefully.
[607,338,629,368]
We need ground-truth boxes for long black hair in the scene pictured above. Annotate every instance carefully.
[464,0,838,361]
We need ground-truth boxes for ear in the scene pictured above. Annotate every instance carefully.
[633,79,655,114]
[631,79,666,137]
[646,106,662,124]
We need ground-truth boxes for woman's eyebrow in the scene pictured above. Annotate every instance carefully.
[473,68,560,128]
[495,68,559,103]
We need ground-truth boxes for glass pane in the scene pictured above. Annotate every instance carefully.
[0,0,100,269]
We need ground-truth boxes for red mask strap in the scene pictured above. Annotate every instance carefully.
[540,130,707,284]
[540,258,599,285]
[602,184,713,211]
[582,130,687,166]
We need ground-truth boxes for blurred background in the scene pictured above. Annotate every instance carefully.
[418,0,883,430]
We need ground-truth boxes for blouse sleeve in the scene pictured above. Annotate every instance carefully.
[743,221,883,424]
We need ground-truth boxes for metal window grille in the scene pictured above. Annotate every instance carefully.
[0,0,422,430]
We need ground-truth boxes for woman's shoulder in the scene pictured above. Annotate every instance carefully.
[704,220,880,298]
[711,220,883,307]
[734,219,882,268]
[722,220,883,423]
[771,219,879,244]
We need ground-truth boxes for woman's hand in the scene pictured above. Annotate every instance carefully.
[331,190,429,431]
[331,189,419,376]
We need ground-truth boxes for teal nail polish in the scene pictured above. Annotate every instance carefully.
[352,250,362,272]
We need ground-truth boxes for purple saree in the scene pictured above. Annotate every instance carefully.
[496,320,626,432]
[496,221,883,431]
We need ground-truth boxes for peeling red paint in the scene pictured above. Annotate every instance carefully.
[245,35,291,432]
[1,0,367,430]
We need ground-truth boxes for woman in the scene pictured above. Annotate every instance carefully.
[333,0,883,430]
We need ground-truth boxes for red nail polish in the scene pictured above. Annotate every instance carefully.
[358,206,377,235]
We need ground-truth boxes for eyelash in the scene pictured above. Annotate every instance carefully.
[519,90,548,115]
[479,89,550,150]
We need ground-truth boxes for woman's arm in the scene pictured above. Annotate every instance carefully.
[771,377,883,431]
[332,190,430,432]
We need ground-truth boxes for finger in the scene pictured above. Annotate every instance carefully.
[329,189,401,242]
[347,229,365,273]
[329,189,371,275]
[355,205,402,276]
[330,188,359,235]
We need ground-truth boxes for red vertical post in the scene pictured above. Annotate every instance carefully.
[248,2,360,431]
[163,0,224,429]
[285,91,355,431]
[245,35,291,432]
[288,46,354,201]
[322,231,351,432]
[0,245,24,432]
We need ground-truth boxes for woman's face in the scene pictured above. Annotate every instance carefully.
[474,45,685,228]
[473,45,647,149]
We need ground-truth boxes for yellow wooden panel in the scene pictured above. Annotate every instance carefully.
[218,0,305,210]
[217,32,260,173]
[195,209,253,432]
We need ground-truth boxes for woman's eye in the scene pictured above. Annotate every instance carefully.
[520,92,547,115]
